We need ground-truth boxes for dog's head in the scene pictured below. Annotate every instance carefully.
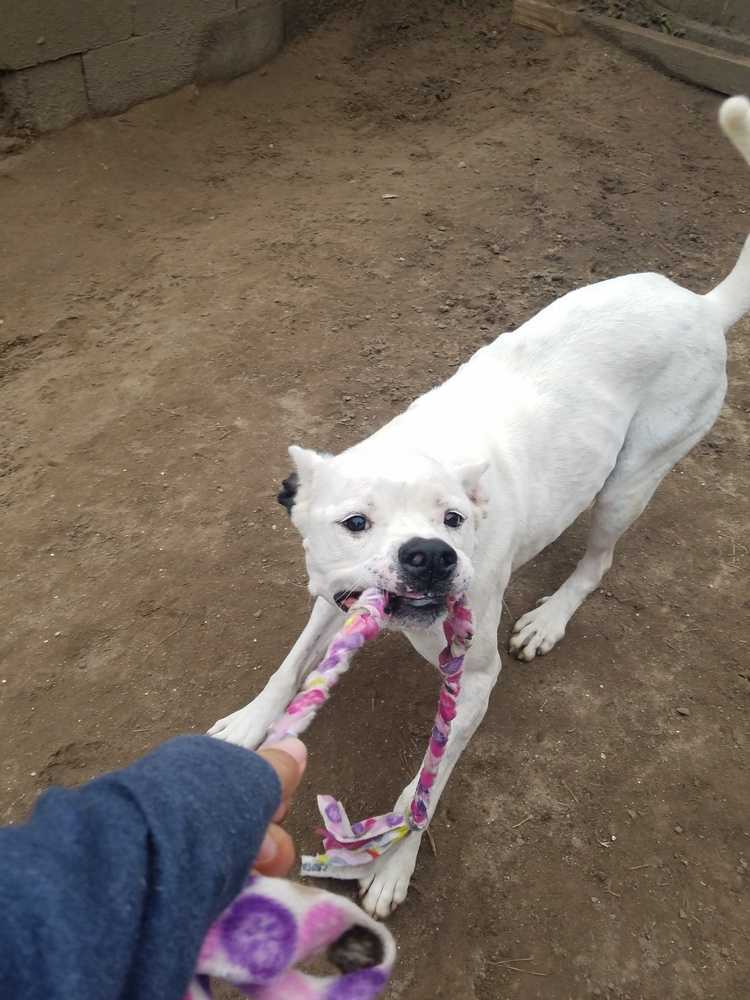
[278,443,488,627]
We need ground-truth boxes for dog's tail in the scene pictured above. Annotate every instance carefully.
[705,96,750,327]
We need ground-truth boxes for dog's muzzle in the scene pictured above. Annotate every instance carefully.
[334,537,458,619]
[397,537,457,590]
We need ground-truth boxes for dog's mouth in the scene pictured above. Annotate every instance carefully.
[334,590,448,615]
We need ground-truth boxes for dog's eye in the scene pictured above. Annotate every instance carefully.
[341,514,370,533]
[444,510,465,529]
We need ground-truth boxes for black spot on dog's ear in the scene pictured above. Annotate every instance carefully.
[277,471,299,515]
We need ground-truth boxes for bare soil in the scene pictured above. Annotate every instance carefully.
[1,3,748,998]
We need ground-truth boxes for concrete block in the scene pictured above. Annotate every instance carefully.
[83,30,198,115]
[1,55,88,130]
[197,2,284,82]
[0,0,132,71]
[133,0,235,36]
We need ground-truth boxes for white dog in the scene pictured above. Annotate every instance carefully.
[211,97,750,917]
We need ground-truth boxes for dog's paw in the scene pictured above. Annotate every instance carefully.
[207,707,268,749]
[359,836,421,919]
[509,596,567,661]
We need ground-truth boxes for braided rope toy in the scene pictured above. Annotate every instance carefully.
[263,588,473,875]
[191,588,472,998]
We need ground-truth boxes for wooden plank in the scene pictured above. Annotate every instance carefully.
[660,0,750,36]
[512,0,579,37]
[582,14,750,96]
[512,1,750,96]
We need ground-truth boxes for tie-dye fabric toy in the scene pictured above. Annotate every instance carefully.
[185,874,396,1000]
[263,588,473,876]
[193,588,471,999]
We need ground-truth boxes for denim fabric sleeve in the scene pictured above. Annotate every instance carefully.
[0,735,281,1000]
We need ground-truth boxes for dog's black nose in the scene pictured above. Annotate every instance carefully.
[398,537,457,586]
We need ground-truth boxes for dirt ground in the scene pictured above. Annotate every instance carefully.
[1,2,748,997]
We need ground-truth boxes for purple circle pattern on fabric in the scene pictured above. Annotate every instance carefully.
[219,895,297,984]
[327,968,389,1000]
[325,801,342,823]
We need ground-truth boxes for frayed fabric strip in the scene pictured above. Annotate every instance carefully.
[300,795,411,874]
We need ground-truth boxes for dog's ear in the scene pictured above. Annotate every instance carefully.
[288,445,325,481]
[278,446,327,515]
[457,460,489,505]
[277,471,299,515]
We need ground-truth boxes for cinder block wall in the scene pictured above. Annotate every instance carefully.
[660,0,750,34]
[0,0,284,132]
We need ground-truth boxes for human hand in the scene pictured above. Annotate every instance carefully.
[252,737,307,877]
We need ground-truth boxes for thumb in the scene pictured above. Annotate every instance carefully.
[257,737,307,820]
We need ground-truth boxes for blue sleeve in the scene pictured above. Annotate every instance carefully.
[0,735,281,1000]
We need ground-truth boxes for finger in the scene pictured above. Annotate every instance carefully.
[252,823,296,878]
[257,737,307,822]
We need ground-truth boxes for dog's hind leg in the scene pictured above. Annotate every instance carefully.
[208,597,342,748]
[510,398,724,661]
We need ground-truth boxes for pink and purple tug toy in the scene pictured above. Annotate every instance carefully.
[189,587,472,999]
[263,588,473,874]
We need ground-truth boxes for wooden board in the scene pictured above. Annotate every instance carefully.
[512,0,750,96]
[511,0,579,36]
[583,14,750,96]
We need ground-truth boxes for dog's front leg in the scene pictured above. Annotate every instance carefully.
[360,607,503,918]
[208,597,342,749]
